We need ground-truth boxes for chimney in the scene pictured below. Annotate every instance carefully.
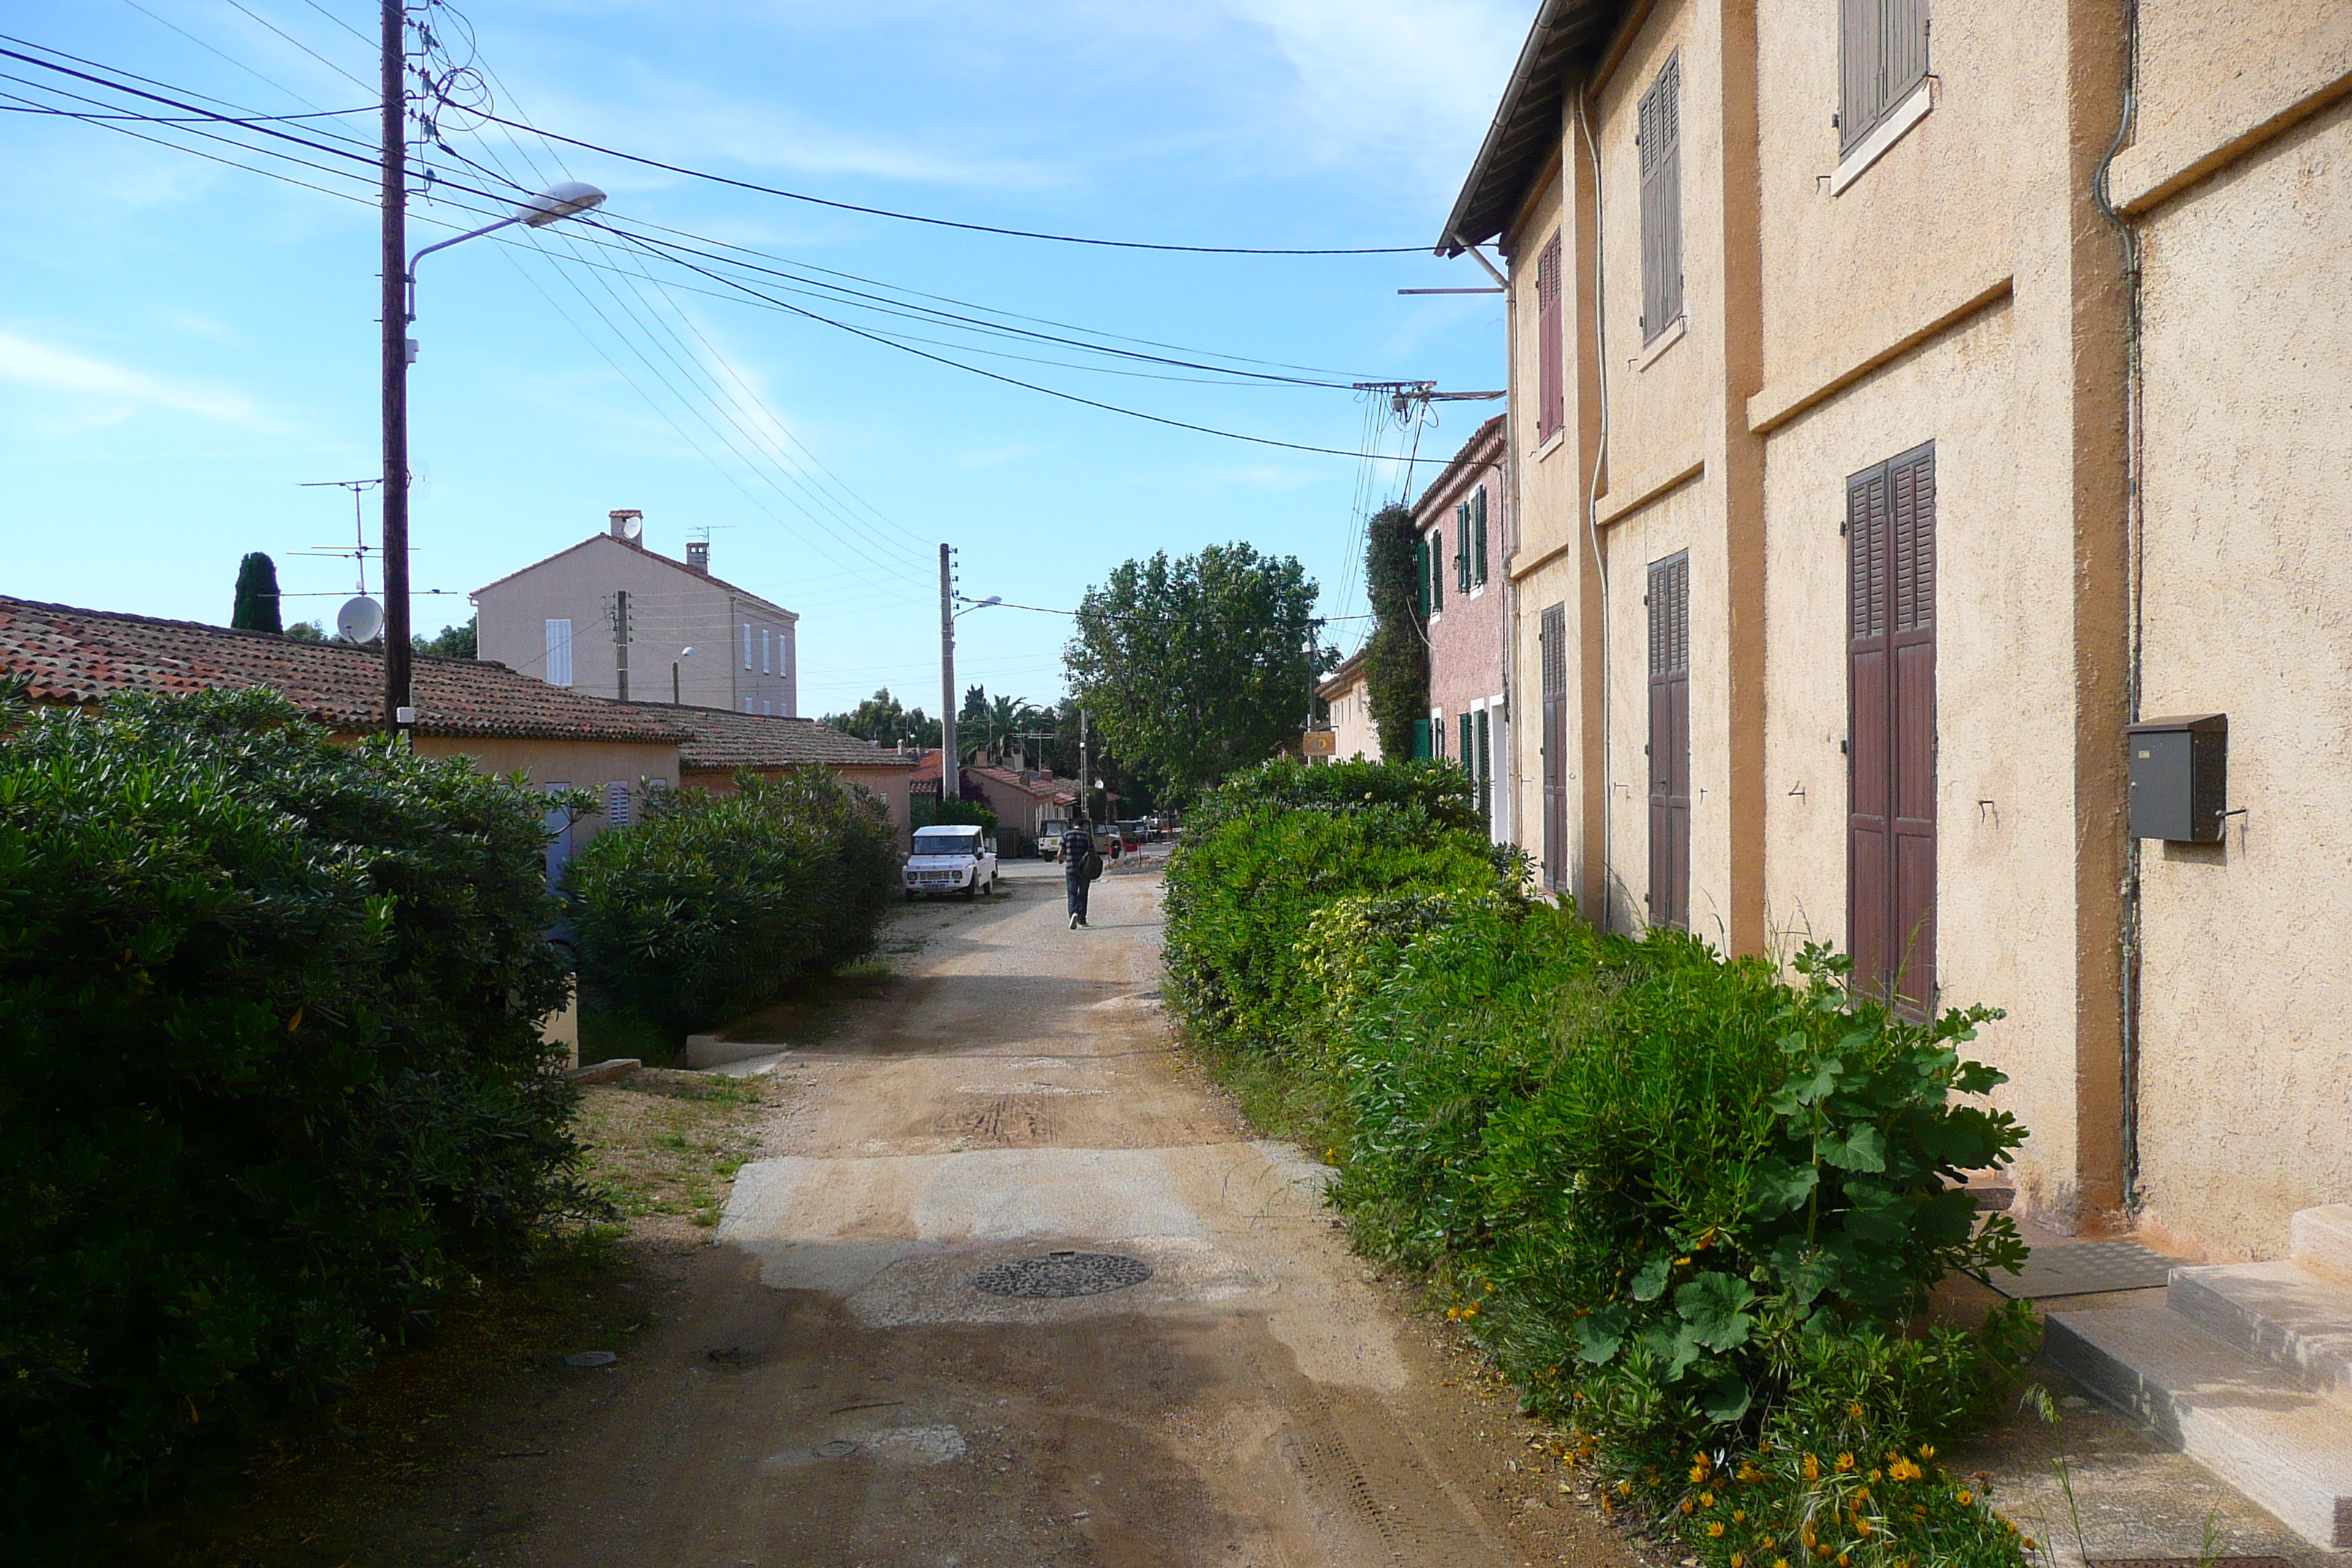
[685,540,710,574]
[608,508,643,543]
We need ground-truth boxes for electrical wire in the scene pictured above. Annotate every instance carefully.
[462,107,1423,255]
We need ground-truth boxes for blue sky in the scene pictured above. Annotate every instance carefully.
[1,0,1518,716]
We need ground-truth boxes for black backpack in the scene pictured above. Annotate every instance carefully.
[1079,840,1105,881]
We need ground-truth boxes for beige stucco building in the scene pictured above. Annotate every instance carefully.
[474,511,799,716]
[1448,0,2352,1264]
[1316,650,1382,764]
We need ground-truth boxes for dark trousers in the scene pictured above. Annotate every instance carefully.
[1065,873,1089,921]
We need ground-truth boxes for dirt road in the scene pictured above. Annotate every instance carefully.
[505,856,1637,1568]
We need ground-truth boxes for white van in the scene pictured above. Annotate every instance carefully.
[904,824,999,900]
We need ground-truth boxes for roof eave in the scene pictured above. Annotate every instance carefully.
[1436,0,1630,257]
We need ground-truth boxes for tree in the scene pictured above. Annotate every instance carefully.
[413,617,476,659]
[284,620,327,641]
[231,552,282,634]
[823,687,940,749]
[1063,543,1326,802]
[1362,503,1428,758]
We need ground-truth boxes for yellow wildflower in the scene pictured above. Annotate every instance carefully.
[1802,1453,1820,1481]
[1709,1523,1727,1539]
[1733,1509,1746,1524]
[1847,1402,1864,1419]
[1700,1492,1714,1508]
[1731,1557,1744,1568]
[1956,1489,1972,1506]
[2022,1537,2037,1552]
[1681,1498,1696,1516]
[1919,1444,1935,1460]
[1856,1518,1874,1537]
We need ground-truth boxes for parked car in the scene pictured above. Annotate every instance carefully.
[1036,817,1073,859]
[904,825,998,900]
[1116,819,1147,850]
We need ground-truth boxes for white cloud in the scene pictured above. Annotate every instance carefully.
[0,331,276,431]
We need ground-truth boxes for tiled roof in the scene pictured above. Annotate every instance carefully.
[1413,413,1507,521]
[471,534,796,622]
[966,764,1068,800]
[0,595,693,745]
[664,706,916,771]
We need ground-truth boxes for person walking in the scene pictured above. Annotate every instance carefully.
[1061,819,1100,928]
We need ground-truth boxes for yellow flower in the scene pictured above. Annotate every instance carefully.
[1836,1452,1855,1473]
[1956,1489,1972,1506]
[2022,1537,2038,1552]
[1700,1492,1714,1508]
[1692,1463,1709,1483]
[1837,1555,1850,1567]
[1847,1402,1864,1419]
[1617,1480,1632,1497]
[1462,1304,1479,1319]
[1868,1469,1882,1483]
[1856,1518,1874,1537]
[1731,1557,1745,1568]
[1774,1560,1790,1568]
[1919,1444,1935,1460]
[1446,1307,1460,1319]
[1681,1498,1696,1515]
[1733,1509,1746,1524]
[1709,1523,1727,1539]
[1802,1453,1820,1481]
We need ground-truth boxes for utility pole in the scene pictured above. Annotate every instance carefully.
[1077,706,1090,827]
[938,543,956,807]
[613,589,630,701]
[379,0,410,736]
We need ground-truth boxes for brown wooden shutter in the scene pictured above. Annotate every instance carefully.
[1847,442,1935,1011]
[1638,56,1683,344]
[1646,553,1691,930]
[1540,603,1568,890]
[1840,0,1930,154]
[1537,232,1564,443]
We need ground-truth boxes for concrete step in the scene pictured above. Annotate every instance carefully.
[2294,1205,2352,1287]
[2043,1304,2352,1550]
[2169,1261,2352,1406]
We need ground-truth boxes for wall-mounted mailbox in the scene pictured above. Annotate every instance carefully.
[2127,713,2227,842]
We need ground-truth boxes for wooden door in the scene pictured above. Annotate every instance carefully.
[1540,603,1568,890]
[1646,554,1690,930]
[1847,442,1936,1011]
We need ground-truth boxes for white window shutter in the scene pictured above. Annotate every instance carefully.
[742,622,753,669]
[606,780,633,828]
[545,619,573,687]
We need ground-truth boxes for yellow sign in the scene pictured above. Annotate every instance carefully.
[1302,729,1336,756]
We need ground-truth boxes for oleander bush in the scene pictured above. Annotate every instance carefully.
[0,685,597,1544]
[566,769,899,1035]
[1162,759,2040,1567]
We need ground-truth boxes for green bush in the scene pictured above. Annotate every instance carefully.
[0,686,595,1542]
[1160,767,2039,1568]
[566,769,898,1035]
[1162,758,1520,1055]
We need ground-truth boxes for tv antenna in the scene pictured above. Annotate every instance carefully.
[296,478,385,595]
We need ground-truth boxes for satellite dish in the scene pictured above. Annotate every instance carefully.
[337,595,385,644]
[620,513,643,542]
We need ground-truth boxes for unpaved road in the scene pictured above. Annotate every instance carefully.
[505,856,1637,1568]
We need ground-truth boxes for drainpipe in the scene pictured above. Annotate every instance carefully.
[1578,80,1616,933]
[2092,0,2144,1211]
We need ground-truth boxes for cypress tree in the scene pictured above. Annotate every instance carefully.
[231,552,282,635]
[1362,504,1428,759]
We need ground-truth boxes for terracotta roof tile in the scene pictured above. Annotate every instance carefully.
[662,705,916,771]
[0,595,693,745]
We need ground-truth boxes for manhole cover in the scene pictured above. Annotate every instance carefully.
[971,1251,1152,1299]
[810,1438,861,1460]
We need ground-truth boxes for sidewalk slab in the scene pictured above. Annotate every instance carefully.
[2169,1262,2352,1406]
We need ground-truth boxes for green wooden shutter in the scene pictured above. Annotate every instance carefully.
[1412,717,1432,759]
[1455,502,1471,593]
[1472,488,1489,584]
[1430,527,1444,611]
[1458,712,1472,771]
[1415,537,1430,617]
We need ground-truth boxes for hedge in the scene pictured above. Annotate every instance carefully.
[0,686,597,1544]
[1163,758,2043,1567]
[565,769,899,1036]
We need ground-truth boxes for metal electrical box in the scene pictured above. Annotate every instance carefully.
[2127,714,2227,842]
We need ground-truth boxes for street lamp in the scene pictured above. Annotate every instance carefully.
[380,179,606,735]
[672,645,695,706]
[938,578,1004,799]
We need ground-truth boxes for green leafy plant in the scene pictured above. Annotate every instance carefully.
[1360,503,1428,759]
[566,769,899,1036]
[0,687,598,1545]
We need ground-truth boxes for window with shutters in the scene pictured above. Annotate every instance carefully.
[1646,553,1691,930]
[1429,527,1446,614]
[1471,487,1489,586]
[1431,710,1446,760]
[1474,707,1493,829]
[742,622,753,669]
[1455,503,1472,594]
[1536,231,1564,444]
[606,780,633,829]
[1637,55,1684,346]
[761,627,772,674]
[1414,536,1431,617]
[1540,603,1569,889]
[1839,0,1930,155]
[544,619,573,687]
[1847,442,1936,1014]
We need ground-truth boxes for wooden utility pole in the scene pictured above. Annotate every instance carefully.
[379,0,411,736]
[938,543,956,805]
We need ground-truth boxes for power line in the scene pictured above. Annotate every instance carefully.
[464,108,1422,256]
[215,0,374,95]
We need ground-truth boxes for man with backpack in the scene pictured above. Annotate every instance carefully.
[1061,819,1102,928]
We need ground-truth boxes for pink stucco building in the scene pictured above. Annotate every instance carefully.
[1416,415,1511,842]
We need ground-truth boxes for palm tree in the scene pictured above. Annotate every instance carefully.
[989,693,1039,764]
